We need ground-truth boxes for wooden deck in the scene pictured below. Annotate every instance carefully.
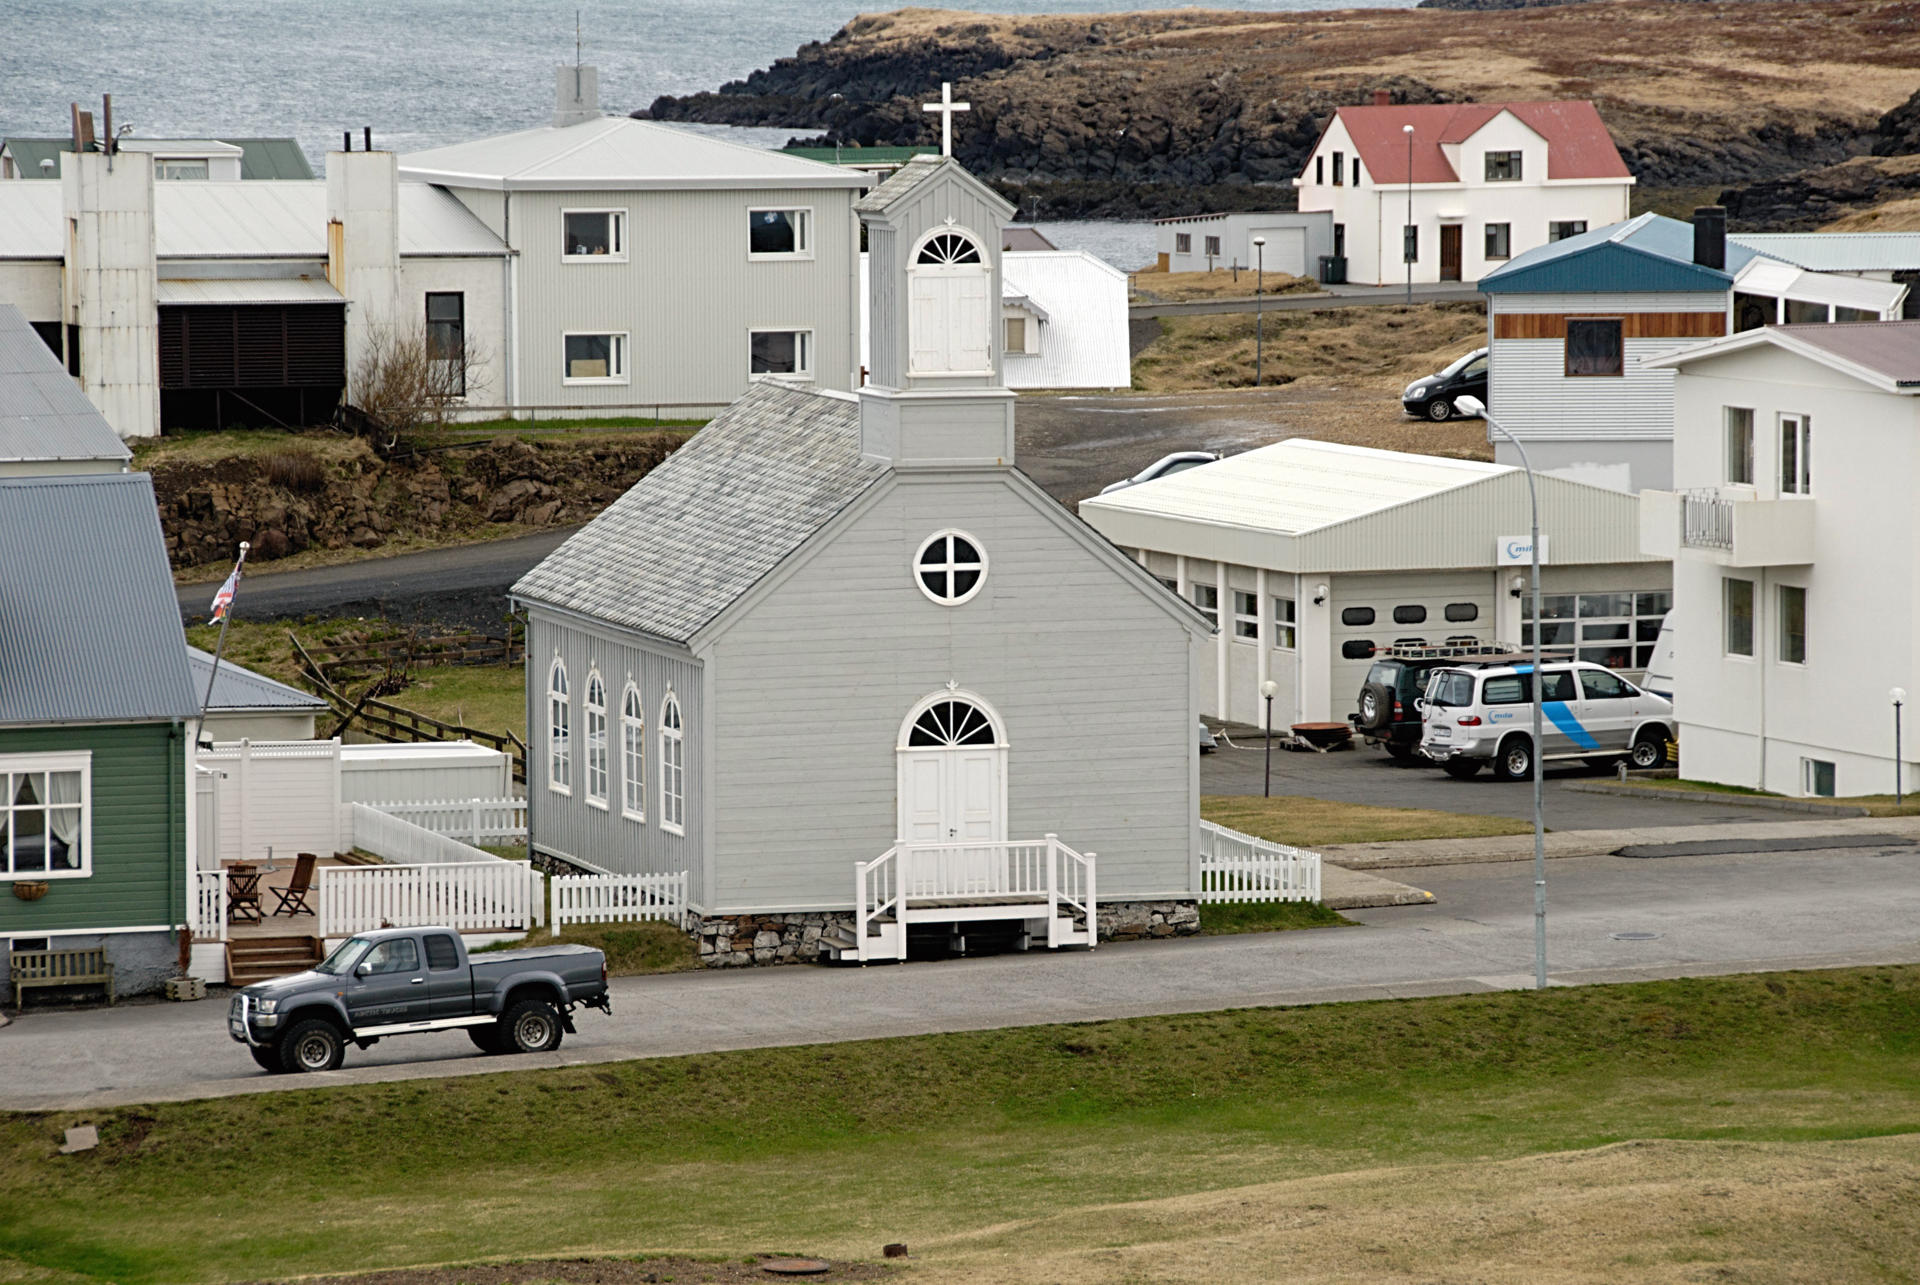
[219,857,360,941]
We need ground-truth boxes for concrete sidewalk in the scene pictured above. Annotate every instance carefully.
[1321,863,1434,909]
[1322,814,1920,870]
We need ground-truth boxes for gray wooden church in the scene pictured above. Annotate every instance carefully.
[512,156,1208,964]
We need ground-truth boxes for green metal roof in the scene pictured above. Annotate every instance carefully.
[1,136,313,180]
[780,144,937,166]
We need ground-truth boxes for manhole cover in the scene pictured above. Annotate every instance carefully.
[762,1261,832,1277]
[1610,931,1661,941]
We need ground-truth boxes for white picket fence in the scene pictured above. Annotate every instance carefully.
[551,871,688,928]
[1197,820,1321,903]
[318,861,543,936]
[370,796,528,844]
[344,802,503,866]
[192,870,229,942]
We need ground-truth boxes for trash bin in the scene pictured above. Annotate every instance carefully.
[1318,255,1348,286]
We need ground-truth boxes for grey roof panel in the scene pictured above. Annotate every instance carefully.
[186,646,328,712]
[1775,320,1920,386]
[1731,232,1920,274]
[511,382,886,643]
[0,473,199,725]
[2,136,312,180]
[0,304,131,465]
[1482,212,1763,294]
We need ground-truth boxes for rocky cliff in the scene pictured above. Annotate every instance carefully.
[643,3,1920,224]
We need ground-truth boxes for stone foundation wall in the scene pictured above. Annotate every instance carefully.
[695,912,857,968]
[1099,900,1201,942]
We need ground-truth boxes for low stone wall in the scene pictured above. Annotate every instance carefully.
[695,912,857,968]
[1099,900,1201,942]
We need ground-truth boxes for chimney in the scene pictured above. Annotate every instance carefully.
[1693,205,1727,271]
[1373,90,1391,108]
[553,64,600,128]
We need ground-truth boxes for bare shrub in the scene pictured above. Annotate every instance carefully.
[348,324,489,440]
[264,447,327,493]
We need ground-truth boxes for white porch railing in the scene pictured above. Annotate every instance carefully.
[318,861,535,936]
[1197,820,1320,903]
[344,802,504,866]
[191,870,229,942]
[855,847,902,964]
[370,797,527,844]
[1052,838,1097,949]
[857,835,1096,962]
[898,838,1051,901]
[551,871,687,928]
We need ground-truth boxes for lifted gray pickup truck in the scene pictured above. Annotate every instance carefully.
[228,926,610,1074]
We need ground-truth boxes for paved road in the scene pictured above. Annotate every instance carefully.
[1201,735,1764,830]
[6,842,1917,1111]
[1131,284,1484,318]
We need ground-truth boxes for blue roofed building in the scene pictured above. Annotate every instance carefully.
[1478,209,1908,493]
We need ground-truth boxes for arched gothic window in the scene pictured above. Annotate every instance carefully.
[583,671,608,807]
[547,659,571,794]
[659,694,685,834]
[620,683,645,821]
[916,232,983,265]
[906,699,999,748]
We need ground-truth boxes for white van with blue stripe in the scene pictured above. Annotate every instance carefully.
[1419,660,1676,782]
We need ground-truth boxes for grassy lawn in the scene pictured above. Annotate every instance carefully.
[479,921,699,976]
[1131,300,1484,396]
[1197,899,1351,935]
[3,967,1918,1282]
[1129,267,1321,303]
[1628,777,1920,818]
[1203,793,1530,848]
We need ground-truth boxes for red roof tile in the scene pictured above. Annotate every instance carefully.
[1327,100,1630,185]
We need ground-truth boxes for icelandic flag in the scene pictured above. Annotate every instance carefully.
[208,563,242,624]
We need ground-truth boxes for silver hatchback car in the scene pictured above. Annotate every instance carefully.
[1419,660,1676,781]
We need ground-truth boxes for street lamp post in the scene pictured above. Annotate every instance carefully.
[1253,235,1267,387]
[1403,123,1415,307]
[1894,688,1908,805]
[1260,678,1279,797]
[1460,395,1546,990]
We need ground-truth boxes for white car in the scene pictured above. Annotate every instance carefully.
[1419,660,1675,781]
[1098,451,1222,495]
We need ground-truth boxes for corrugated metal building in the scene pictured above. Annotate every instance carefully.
[2,136,314,182]
[1079,438,1667,730]
[0,303,129,476]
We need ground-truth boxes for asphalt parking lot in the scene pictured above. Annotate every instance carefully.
[1200,734,1765,830]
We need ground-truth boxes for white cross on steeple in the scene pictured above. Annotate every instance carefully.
[922,81,970,157]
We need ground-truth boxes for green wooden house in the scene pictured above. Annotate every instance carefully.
[0,472,199,1001]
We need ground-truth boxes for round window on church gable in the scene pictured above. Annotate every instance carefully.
[915,530,987,605]
[916,232,983,266]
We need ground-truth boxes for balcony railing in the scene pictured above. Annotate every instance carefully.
[1681,490,1735,551]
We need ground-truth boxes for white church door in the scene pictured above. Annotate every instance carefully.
[908,230,992,376]
[897,694,1006,896]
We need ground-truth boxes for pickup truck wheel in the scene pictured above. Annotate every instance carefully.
[279,1019,346,1073]
[249,1044,289,1073]
[468,1025,510,1055]
[503,998,564,1053]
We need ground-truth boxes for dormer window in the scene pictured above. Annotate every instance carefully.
[1485,151,1523,182]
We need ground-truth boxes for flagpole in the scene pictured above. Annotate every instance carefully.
[197,541,250,745]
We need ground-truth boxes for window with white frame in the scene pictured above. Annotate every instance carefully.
[659,693,685,834]
[1484,222,1511,260]
[1004,316,1028,354]
[1726,407,1754,485]
[1778,584,1807,665]
[748,208,812,258]
[1232,590,1260,640]
[1204,235,1221,258]
[1193,583,1219,627]
[1804,758,1836,797]
[1485,151,1523,181]
[1549,220,1587,242]
[621,682,645,821]
[0,753,90,879]
[1781,413,1812,494]
[914,530,987,605]
[548,660,571,794]
[1724,578,1755,658]
[584,671,608,808]
[156,159,209,181]
[1175,232,1192,253]
[1525,591,1672,670]
[1315,156,1324,185]
[1332,151,1345,186]
[563,209,626,260]
[749,329,813,379]
[564,332,627,384]
[1273,596,1297,649]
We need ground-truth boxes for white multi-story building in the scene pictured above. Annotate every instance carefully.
[1640,321,1920,797]
[1293,95,1634,287]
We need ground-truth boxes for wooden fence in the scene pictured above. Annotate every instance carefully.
[550,871,688,928]
[302,630,525,684]
[1196,820,1321,903]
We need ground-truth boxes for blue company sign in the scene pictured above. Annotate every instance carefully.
[1496,534,1550,566]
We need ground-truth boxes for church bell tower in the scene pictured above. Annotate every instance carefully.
[855,155,1018,469]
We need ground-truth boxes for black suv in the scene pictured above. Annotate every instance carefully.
[1350,642,1521,759]
[1402,347,1488,422]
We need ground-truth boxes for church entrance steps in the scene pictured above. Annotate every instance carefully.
[848,835,1096,963]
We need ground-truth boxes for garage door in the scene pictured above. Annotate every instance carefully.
[1246,226,1308,279]
[1329,573,1495,714]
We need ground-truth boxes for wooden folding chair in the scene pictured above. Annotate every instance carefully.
[270,853,319,918]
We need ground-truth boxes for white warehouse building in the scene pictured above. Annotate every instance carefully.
[1079,439,1668,729]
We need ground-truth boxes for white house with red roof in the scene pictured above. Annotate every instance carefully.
[1294,94,1634,287]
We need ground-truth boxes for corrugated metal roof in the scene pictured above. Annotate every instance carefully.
[3,136,313,180]
[1482,213,1759,295]
[1332,101,1631,185]
[400,117,869,192]
[0,473,198,725]
[1730,232,1920,274]
[1733,259,1905,313]
[0,180,505,259]
[782,145,936,166]
[1082,439,1508,535]
[1001,251,1130,390]
[156,278,343,305]
[0,304,131,465]
[1775,321,1920,387]
[512,381,887,643]
[185,646,328,712]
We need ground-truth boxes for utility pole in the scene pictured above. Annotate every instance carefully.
[1404,123,1415,306]
[1253,235,1266,388]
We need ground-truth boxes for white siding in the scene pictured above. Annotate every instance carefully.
[707,472,1198,910]
[1490,338,1698,441]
